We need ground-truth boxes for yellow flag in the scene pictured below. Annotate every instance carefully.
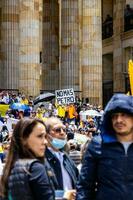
[0,104,9,117]
[128,60,133,96]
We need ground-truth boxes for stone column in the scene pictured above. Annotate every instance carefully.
[113,0,125,92]
[19,0,40,96]
[82,0,102,105]
[42,0,59,91]
[0,0,4,88]
[61,0,80,91]
[1,0,19,89]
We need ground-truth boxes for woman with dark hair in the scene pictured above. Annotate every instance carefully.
[1,118,54,200]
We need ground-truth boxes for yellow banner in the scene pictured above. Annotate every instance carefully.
[0,104,9,117]
[128,60,133,96]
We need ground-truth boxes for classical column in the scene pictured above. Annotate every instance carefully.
[113,0,125,92]
[61,0,80,91]
[0,0,4,88]
[19,0,40,96]
[1,0,19,89]
[82,0,102,105]
[42,0,59,91]
[39,0,43,91]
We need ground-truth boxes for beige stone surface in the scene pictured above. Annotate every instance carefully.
[113,0,125,93]
[19,0,40,96]
[61,0,79,91]
[82,0,102,104]
[0,0,19,89]
[1,0,131,103]
[42,0,59,91]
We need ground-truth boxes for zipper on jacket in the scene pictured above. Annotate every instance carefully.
[120,142,132,156]
[120,142,133,199]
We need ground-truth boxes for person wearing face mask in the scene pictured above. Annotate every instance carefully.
[45,117,79,199]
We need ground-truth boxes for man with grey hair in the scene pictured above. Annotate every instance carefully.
[45,117,78,196]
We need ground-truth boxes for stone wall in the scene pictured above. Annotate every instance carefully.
[81,0,102,104]
[42,0,59,91]
[19,0,40,96]
[42,0,102,104]
[0,0,111,104]
[1,0,19,89]
[113,0,125,92]
[61,0,80,91]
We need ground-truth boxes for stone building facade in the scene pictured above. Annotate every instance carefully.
[0,0,42,96]
[0,0,132,106]
[102,0,133,106]
[42,0,102,105]
[0,0,102,105]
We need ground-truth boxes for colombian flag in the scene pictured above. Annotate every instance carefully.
[128,60,133,96]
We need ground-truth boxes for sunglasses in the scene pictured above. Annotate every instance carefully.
[53,127,66,133]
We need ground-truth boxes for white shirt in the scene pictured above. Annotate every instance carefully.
[0,159,4,176]
[48,148,73,190]
[121,141,132,154]
[54,151,73,190]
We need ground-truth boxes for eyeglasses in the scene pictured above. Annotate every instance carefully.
[52,127,66,133]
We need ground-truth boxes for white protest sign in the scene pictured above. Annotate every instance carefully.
[55,88,75,105]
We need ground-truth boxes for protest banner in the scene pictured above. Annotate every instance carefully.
[55,88,75,105]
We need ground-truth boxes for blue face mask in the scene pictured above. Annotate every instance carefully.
[51,137,67,149]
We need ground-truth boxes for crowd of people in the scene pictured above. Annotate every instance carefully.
[0,91,103,200]
[0,92,133,199]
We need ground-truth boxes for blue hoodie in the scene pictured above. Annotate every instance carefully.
[76,94,133,200]
[101,93,133,143]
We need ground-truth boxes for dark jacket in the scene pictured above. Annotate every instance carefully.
[8,159,54,200]
[76,94,133,200]
[45,148,79,190]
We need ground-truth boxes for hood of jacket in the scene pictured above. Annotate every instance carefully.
[101,93,133,143]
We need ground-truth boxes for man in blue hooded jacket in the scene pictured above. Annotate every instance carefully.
[76,93,133,200]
